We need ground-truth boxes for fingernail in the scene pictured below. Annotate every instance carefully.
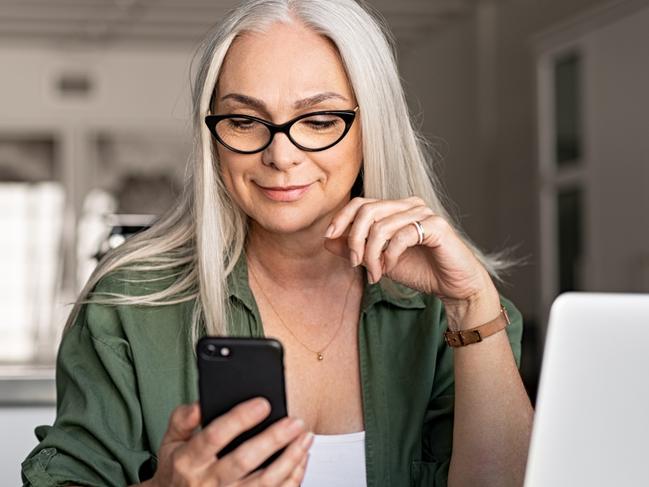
[367,270,374,284]
[183,403,197,419]
[350,250,360,267]
[253,398,270,415]
[301,432,314,448]
[325,224,335,238]
[288,418,305,433]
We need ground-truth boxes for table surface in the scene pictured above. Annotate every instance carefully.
[0,365,55,406]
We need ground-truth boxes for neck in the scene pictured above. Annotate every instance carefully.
[245,219,351,290]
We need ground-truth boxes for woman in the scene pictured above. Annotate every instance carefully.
[22,0,533,486]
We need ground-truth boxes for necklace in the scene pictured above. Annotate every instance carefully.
[247,255,358,362]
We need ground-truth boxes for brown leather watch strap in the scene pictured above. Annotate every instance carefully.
[444,304,511,347]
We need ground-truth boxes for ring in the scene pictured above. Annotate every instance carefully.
[411,220,425,245]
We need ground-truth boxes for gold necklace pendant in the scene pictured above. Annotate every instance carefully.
[247,253,357,364]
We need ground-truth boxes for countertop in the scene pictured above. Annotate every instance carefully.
[0,365,55,406]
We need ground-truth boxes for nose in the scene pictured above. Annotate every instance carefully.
[261,131,304,170]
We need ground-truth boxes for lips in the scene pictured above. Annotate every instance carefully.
[256,182,313,202]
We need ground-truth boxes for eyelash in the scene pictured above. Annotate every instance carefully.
[305,120,338,130]
[226,118,339,130]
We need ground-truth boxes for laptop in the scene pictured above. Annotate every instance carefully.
[524,292,649,487]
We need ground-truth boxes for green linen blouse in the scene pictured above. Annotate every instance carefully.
[21,254,523,487]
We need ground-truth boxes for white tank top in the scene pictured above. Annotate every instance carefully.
[301,430,367,486]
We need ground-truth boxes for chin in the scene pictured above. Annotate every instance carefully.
[251,207,323,235]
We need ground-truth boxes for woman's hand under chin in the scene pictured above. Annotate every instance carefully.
[323,196,499,321]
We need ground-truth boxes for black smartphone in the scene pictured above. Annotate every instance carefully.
[196,336,288,470]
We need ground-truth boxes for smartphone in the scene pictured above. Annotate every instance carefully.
[197,336,288,470]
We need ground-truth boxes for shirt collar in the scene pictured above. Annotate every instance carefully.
[227,252,426,313]
[360,277,427,311]
[227,252,257,312]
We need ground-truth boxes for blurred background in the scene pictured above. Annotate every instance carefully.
[1,0,648,480]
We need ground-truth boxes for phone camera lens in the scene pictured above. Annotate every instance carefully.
[202,343,231,359]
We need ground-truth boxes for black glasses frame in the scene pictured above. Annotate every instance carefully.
[204,106,359,154]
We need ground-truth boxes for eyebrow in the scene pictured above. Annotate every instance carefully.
[218,92,349,113]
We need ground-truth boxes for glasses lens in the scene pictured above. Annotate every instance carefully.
[290,114,347,150]
[215,117,270,152]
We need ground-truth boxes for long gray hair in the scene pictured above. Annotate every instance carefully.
[65,0,519,342]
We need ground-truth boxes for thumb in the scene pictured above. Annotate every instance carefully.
[323,234,350,260]
[163,402,201,444]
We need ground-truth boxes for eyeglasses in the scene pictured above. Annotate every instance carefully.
[204,106,359,154]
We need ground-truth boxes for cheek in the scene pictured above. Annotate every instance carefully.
[326,131,363,184]
[217,157,234,191]
[339,121,363,169]
[216,154,246,204]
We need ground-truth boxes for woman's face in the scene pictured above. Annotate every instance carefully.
[213,20,362,236]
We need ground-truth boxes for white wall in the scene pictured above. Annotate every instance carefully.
[0,45,194,127]
[399,18,484,239]
[583,5,649,291]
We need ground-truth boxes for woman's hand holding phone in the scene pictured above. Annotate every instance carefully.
[141,397,313,486]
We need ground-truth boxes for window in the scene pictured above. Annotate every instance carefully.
[0,136,63,363]
[554,53,582,166]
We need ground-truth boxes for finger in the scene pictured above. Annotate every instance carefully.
[383,214,450,274]
[344,197,424,267]
[211,416,307,485]
[185,396,271,465]
[161,402,201,446]
[322,232,350,260]
[282,452,310,487]
[325,197,377,239]
[259,431,312,486]
[240,431,313,487]
[240,447,310,487]
[364,205,435,283]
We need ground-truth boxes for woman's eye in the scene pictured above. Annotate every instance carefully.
[227,119,255,130]
[304,119,340,130]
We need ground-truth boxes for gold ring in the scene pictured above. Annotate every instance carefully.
[412,220,425,245]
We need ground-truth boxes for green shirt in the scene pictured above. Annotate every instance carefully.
[22,255,523,487]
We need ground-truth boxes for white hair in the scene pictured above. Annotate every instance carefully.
[65,0,521,342]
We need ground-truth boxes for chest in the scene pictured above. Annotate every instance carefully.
[255,295,365,435]
[136,291,447,485]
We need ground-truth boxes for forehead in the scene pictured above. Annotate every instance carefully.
[217,20,354,102]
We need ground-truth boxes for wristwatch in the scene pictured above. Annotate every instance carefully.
[444,304,511,347]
